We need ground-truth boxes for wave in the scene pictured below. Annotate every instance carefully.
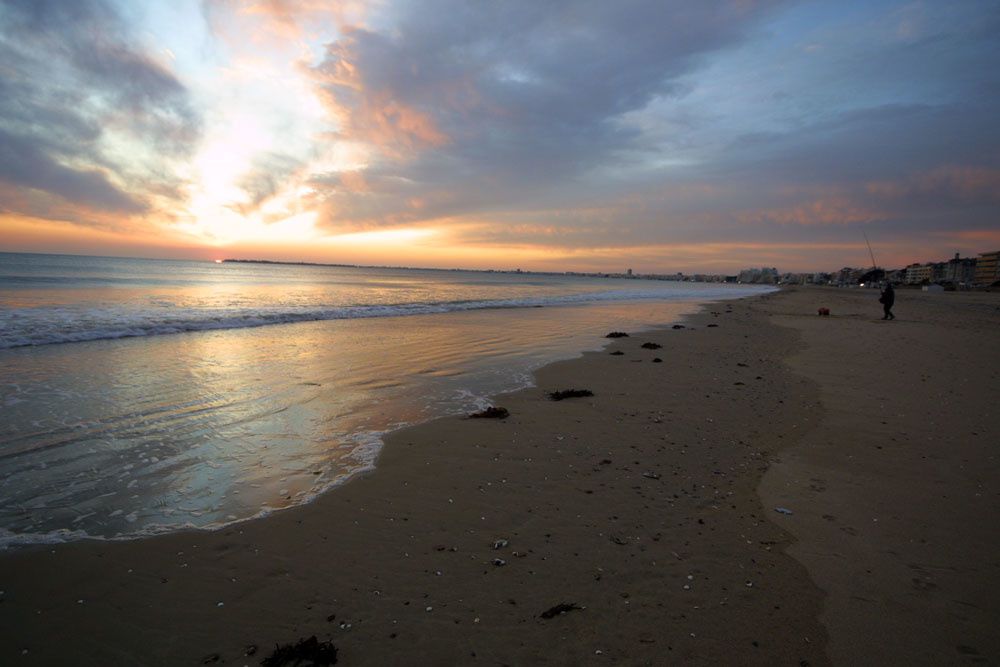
[0,286,771,349]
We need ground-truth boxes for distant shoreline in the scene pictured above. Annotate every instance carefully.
[221,257,641,279]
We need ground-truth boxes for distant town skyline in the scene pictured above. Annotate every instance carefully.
[2,1,999,273]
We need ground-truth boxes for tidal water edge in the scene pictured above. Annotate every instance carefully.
[0,253,773,545]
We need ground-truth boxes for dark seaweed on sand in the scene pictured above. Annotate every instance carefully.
[548,389,593,401]
[469,406,510,419]
[261,636,338,666]
[640,342,662,349]
[605,331,629,338]
[540,603,583,619]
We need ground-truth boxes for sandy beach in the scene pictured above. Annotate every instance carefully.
[1,287,997,665]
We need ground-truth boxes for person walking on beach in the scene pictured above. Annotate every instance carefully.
[879,283,895,320]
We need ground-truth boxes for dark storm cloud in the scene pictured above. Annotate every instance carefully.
[310,0,787,229]
[0,0,200,218]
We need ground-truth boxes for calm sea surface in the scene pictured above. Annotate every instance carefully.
[0,252,773,546]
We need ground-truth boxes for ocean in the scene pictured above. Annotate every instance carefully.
[0,252,773,547]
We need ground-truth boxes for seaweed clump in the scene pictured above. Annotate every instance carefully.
[640,342,662,350]
[540,603,583,619]
[605,331,629,338]
[261,636,338,666]
[548,389,593,401]
[469,406,510,419]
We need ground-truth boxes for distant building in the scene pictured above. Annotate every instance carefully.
[812,272,833,285]
[905,263,933,284]
[974,251,1000,286]
[939,253,977,285]
[835,267,864,285]
[738,267,779,284]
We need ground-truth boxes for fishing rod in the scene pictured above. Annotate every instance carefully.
[863,231,886,288]
[863,231,878,272]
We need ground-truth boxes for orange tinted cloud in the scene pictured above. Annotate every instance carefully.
[867,165,1000,203]
[311,30,449,158]
[740,196,882,226]
[216,0,367,42]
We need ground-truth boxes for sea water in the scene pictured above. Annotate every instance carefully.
[0,252,773,546]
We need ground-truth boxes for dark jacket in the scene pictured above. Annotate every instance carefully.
[880,286,895,306]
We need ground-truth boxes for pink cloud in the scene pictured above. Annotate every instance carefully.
[311,30,450,158]
[214,0,366,42]
[741,196,882,226]
[866,165,1000,204]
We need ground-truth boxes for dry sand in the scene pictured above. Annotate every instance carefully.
[760,287,1000,665]
[0,287,997,665]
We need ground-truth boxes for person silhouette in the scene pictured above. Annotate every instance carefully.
[880,283,895,320]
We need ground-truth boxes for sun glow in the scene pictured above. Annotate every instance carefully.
[331,227,437,246]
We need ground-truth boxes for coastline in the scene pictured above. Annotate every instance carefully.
[1,287,995,664]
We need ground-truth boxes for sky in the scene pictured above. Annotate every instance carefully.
[1,0,998,273]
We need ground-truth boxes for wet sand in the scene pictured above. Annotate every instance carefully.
[1,287,997,665]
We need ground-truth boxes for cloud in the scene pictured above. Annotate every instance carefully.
[0,0,200,222]
[306,0,788,230]
[209,0,367,42]
[866,166,1000,206]
[236,151,307,210]
[312,27,451,154]
[0,127,144,213]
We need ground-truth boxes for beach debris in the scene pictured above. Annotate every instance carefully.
[609,350,625,356]
[201,654,220,664]
[492,538,509,550]
[642,471,661,480]
[610,535,629,545]
[640,342,662,350]
[599,459,612,465]
[672,324,685,329]
[817,307,831,316]
[605,331,629,338]
[245,645,258,656]
[548,389,593,401]
[652,358,663,363]
[492,558,507,567]
[469,406,510,419]
[774,507,794,515]
[540,603,582,619]
[707,324,719,328]
[261,636,338,666]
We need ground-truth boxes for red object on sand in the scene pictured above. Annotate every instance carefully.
[817,307,830,316]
